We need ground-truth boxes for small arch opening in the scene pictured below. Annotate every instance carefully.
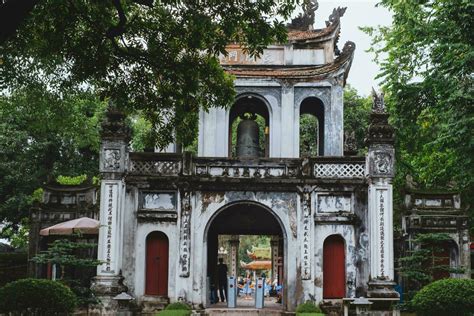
[300,97,324,157]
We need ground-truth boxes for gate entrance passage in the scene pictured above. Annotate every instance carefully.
[206,202,285,310]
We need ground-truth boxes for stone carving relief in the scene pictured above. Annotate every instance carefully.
[372,151,392,175]
[142,192,176,211]
[103,149,121,170]
[317,194,351,213]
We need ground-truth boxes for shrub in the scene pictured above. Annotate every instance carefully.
[296,301,322,314]
[0,278,77,315]
[164,302,192,310]
[411,278,474,316]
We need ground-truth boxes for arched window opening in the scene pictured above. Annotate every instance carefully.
[323,235,345,299]
[300,97,324,157]
[145,231,169,296]
[229,95,270,158]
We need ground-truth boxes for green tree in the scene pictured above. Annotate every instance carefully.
[362,0,474,219]
[0,85,106,232]
[1,0,298,149]
[343,85,371,154]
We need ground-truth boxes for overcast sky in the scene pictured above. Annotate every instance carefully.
[312,0,392,95]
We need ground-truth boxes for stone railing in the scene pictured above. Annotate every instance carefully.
[128,153,366,179]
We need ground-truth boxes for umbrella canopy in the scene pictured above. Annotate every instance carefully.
[40,217,99,236]
[240,260,272,270]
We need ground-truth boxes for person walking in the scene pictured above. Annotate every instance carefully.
[217,258,228,302]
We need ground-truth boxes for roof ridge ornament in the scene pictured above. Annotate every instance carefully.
[371,88,386,113]
[325,6,347,27]
[288,0,319,31]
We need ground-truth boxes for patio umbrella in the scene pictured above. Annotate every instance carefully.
[39,217,99,236]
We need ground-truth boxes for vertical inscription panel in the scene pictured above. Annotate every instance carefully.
[369,185,394,280]
[98,181,120,275]
[300,190,312,280]
[179,192,192,277]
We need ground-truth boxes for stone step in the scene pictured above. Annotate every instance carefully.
[204,308,295,316]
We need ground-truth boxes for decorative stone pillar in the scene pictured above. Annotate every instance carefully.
[366,90,399,299]
[91,105,130,303]
[229,235,240,277]
[270,236,279,283]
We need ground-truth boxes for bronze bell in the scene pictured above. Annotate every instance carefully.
[236,114,260,158]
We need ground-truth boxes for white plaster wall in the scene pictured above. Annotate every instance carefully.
[188,191,299,311]
[314,224,357,301]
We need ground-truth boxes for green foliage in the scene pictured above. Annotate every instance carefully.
[343,85,371,154]
[2,0,299,150]
[296,301,322,313]
[411,279,474,316]
[238,235,270,274]
[56,174,88,186]
[0,85,106,235]
[165,302,192,310]
[0,218,29,249]
[398,233,464,297]
[299,114,319,157]
[31,238,102,279]
[362,0,474,224]
[60,279,99,308]
[297,314,325,316]
[0,278,77,315]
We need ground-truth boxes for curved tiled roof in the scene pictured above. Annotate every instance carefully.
[224,41,355,84]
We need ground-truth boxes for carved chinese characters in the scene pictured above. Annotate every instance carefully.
[300,187,312,280]
[179,192,192,277]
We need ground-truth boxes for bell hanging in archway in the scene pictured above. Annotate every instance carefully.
[236,114,260,158]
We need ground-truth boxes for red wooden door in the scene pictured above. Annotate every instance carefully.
[323,235,345,298]
[146,232,169,296]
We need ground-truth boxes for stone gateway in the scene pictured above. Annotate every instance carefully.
[91,5,399,314]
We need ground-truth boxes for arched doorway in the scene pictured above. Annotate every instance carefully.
[145,231,169,296]
[205,202,286,308]
[323,235,345,299]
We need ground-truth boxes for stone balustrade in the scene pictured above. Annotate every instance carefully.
[128,152,366,180]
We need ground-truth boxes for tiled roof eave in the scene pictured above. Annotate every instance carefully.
[224,41,355,84]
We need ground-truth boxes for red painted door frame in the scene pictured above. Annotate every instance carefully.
[145,232,169,296]
[323,235,346,299]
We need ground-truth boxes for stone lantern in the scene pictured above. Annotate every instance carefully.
[351,297,373,316]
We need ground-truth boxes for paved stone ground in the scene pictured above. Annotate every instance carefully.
[210,296,283,309]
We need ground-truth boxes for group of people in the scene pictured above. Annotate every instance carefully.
[210,258,282,304]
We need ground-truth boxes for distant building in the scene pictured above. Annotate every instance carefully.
[401,188,470,281]
[28,184,99,278]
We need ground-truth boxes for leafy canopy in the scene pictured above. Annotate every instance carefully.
[362,0,474,221]
[1,0,299,148]
[0,85,105,229]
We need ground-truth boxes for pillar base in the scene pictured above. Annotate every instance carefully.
[367,278,399,299]
[91,274,128,295]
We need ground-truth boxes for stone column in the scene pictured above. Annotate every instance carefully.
[325,78,344,156]
[91,105,130,305]
[270,236,279,283]
[229,235,240,277]
[366,90,399,299]
[281,84,296,158]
